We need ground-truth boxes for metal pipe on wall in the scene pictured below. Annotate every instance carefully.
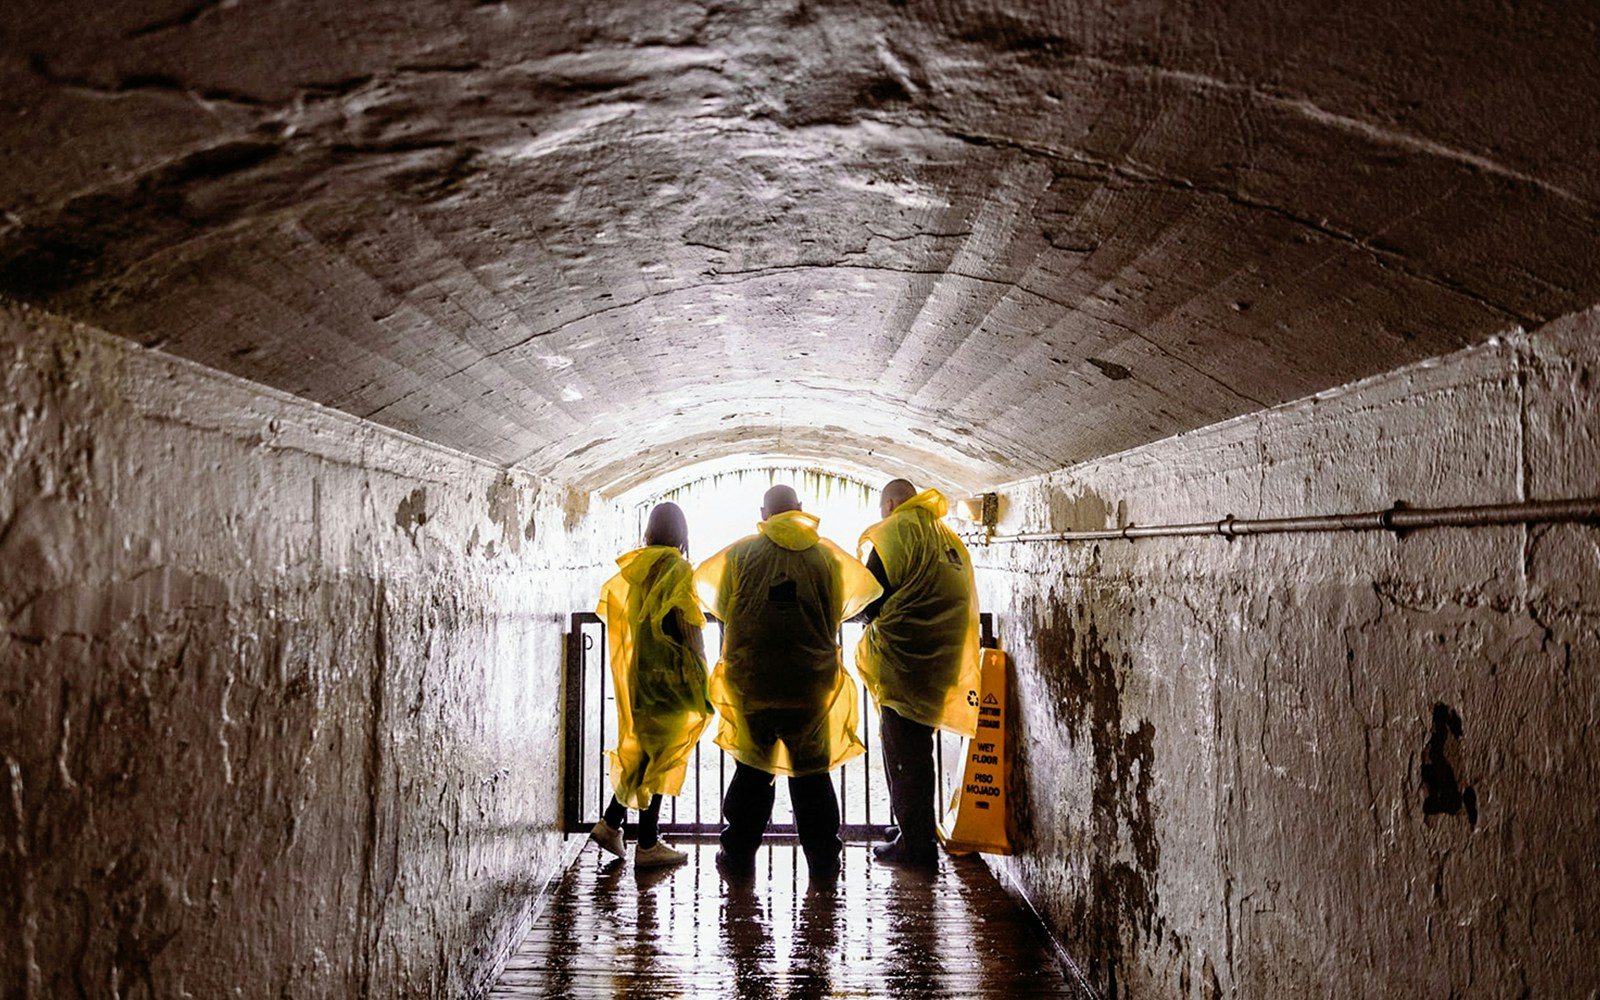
[982,497,1600,545]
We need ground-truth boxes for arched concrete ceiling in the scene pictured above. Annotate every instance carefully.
[3,1,1598,495]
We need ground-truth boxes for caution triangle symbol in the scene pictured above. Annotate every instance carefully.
[982,693,999,705]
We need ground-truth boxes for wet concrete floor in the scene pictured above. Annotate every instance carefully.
[489,841,1091,999]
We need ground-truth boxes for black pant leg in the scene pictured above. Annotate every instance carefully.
[603,795,626,830]
[788,771,842,874]
[880,706,936,851]
[720,760,775,859]
[878,712,900,827]
[636,794,663,847]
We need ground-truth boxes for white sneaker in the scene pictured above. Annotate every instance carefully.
[633,842,688,868]
[589,820,625,859]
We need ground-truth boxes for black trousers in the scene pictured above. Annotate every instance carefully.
[880,706,936,851]
[603,794,663,848]
[720,759,842,873]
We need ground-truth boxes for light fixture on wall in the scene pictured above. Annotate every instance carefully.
[954,492,1000,529]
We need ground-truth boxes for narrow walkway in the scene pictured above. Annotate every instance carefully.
[489,842,1090,999]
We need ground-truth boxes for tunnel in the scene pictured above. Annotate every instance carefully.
[2,0,1598,997]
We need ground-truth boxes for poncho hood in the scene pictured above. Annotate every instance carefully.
[757,509,820,551]
[896,488,949,520]
[615,544,683,585]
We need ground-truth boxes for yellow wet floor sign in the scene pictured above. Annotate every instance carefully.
[940,647,1012,855]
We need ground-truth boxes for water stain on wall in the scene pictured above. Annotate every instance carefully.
[1025,594,1160,996]
[1421,702,1478,826]
[563,487,591,533]
[1048,487,1113,533]
[395,487,428,542]
[486,474,523,555]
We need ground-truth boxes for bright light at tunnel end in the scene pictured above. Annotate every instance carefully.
[637,462,882,560]
[611,453,987,558]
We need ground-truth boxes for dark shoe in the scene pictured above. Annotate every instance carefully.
[872,838,938,867]
[881,825,899,842]
[715,848,756,880]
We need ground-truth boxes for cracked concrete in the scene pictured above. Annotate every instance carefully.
[4,0,1600,493]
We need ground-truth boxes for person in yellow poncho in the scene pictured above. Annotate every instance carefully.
[591,502,714,869]
[693,484,881,883]
[855,480,981,866]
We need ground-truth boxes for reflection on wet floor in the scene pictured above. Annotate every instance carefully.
[489,842,1091,999]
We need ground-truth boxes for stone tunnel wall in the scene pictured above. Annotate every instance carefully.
[0,303,623,1000]
[975,307,1599,999]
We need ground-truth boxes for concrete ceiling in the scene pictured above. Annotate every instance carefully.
[3,1,1598,496]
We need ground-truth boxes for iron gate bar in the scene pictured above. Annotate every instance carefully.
[562,610,995,839]
[595,619,608,821]
[561,611,602,835]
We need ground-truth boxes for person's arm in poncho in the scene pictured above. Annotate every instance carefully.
[852,547,892,623]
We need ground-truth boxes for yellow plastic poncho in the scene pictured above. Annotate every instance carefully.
[595,545,715,809]
[855,489,982,737]
[693,510,882,777]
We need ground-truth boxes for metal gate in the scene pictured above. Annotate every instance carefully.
[562,612,981,840]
